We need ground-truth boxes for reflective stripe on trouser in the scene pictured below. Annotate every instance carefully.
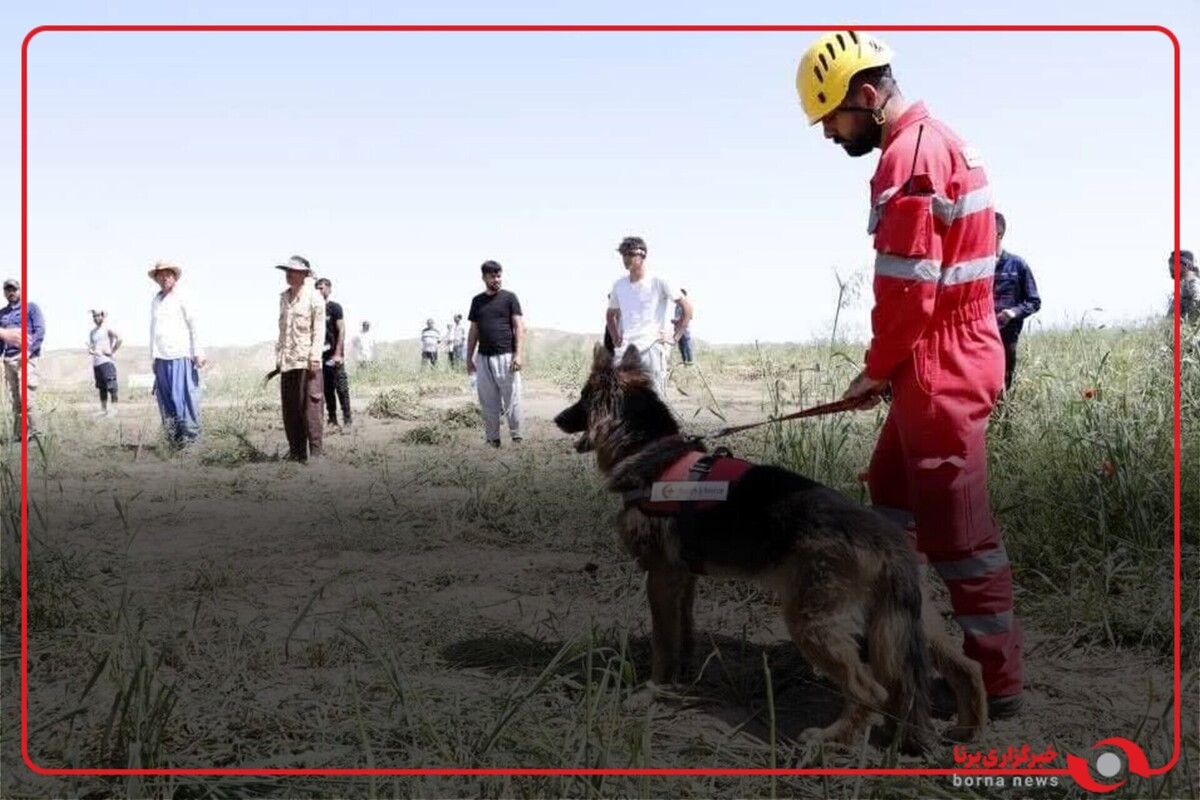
[475,352,522,442]
[866,316,1023,698]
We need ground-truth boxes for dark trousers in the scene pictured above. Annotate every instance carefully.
[281,368,323,461]
[94,363,119,407]
[1002,336,1019,392]
[322,362,351,424]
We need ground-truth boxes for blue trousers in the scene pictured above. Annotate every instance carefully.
[677,333,694,364]
[153,358,201,445]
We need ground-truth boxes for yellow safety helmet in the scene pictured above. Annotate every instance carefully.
[796,30,894,125]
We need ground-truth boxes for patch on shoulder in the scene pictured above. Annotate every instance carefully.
[961,145,984,169]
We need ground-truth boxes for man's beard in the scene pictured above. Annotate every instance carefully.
[835,119,883,157]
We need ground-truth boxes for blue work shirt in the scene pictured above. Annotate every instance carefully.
[0,300,46,358]
[993,250,1041,341]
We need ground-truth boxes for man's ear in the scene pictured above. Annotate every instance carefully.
[856,81,881,109]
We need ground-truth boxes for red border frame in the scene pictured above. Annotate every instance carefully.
[19,23,1182,785]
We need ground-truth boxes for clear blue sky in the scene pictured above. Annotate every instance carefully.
[2,1,1195,350]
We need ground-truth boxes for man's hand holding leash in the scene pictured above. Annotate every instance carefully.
[841,369,889,410]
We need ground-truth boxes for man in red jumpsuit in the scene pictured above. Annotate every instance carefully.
[796,31,1023,717]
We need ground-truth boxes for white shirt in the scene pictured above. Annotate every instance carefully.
[150,288,202,361]
[352,331,375,362]
[420,327,441,353]
[609,272,679,352]
[88,325,118,367]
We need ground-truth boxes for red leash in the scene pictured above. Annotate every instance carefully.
[700,394,880,440]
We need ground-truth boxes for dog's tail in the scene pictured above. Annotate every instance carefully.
[869,560,934,756]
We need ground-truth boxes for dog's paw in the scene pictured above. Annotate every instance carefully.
[943,723,983,744]
[622,684,660,714]
[799,724,861,749]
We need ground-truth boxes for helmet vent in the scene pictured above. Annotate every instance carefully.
[836,33,846,50]
[847,29,859,45]
[818,53,828,72]
[813,65,823,83]
[825,42,837,60]
[817,91,826,104]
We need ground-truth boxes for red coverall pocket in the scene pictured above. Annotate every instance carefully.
[873,193,935,259]
[912,336,940,395]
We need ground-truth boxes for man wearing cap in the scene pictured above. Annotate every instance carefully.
[1,277,45,441]
[466,261,525,447]
[606,236,692,397]
[276,256,325,462]
[797,31,1022,718]
[149,260,204,448]
[87,309,123,417]
[314,277,352,432]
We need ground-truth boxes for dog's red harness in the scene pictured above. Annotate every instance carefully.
[621,446,753,575]
[622,447,753,515]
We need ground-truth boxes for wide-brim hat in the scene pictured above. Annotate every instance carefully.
[275,256,314,273]
[148,260,183,280]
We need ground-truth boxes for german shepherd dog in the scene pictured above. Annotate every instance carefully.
[554,345,988,754]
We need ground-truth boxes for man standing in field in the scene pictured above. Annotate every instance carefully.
[797,30,1022,717]
[352,320,375,369]
[466,260,524,447]
[452,313,467,368]
[276,256,325,463]
[1169,249,1198,321]
[315,277,352,433]
[148,261,204,448]
[675,288,695,366]
[992,213,1042,391]
[606,236,692,397]
[87,309,122,417]
[420,319,441,369]
[1,277,45,441]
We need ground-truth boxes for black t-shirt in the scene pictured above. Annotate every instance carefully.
[468,290,522,355]
[324,300,344,357]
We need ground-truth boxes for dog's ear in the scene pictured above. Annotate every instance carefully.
[592,342,612,372]
[618,345,643,374]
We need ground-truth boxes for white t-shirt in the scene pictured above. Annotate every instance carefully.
[420,327,441,353]
[352,331,374,362]
[88,325,118,367]
[609,272,680,352]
